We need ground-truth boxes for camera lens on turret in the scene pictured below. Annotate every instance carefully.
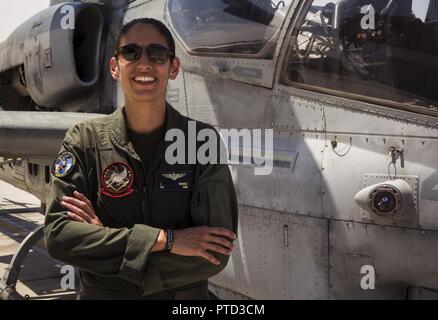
[373,191,396,213]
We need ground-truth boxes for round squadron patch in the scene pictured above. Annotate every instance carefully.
[53,152,76,178]
[100,162,134,198]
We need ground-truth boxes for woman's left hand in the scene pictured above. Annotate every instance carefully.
[61,191,103,226]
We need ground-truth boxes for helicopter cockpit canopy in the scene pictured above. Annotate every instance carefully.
[166,0,293,58]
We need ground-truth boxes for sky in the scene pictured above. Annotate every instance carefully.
[0,0,50,42]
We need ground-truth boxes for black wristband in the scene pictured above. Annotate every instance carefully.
[165,229,174,252]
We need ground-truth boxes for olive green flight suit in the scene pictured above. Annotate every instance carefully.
[44,104,238,299]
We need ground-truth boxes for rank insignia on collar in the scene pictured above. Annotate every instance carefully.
[101,162,134,198]
[162,172,187,181]
[53,152,76,178]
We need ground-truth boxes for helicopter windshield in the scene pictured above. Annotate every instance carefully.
[166,0,293,57]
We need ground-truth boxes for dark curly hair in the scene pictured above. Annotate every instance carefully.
[115,18,176,57]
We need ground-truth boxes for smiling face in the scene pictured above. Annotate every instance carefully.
[110,23,180,107]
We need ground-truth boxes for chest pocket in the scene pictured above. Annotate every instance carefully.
[148,171,193,229]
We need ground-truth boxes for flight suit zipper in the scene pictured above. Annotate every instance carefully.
[141,186,146,213]
[136,160,150,225]
[142,185,147,223]
[128,158,148,224]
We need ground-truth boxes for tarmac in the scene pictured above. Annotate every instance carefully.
[0,180,77,300]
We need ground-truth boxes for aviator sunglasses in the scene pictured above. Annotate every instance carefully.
[115,43,175,64]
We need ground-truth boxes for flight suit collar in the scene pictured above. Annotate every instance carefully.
[108,103,183,161]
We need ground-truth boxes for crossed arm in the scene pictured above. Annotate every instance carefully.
[62,191,236,265]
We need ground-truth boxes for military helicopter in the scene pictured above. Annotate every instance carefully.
[1,0,438,300]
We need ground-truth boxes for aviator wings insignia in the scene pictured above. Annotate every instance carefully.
[162,173,187,181]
